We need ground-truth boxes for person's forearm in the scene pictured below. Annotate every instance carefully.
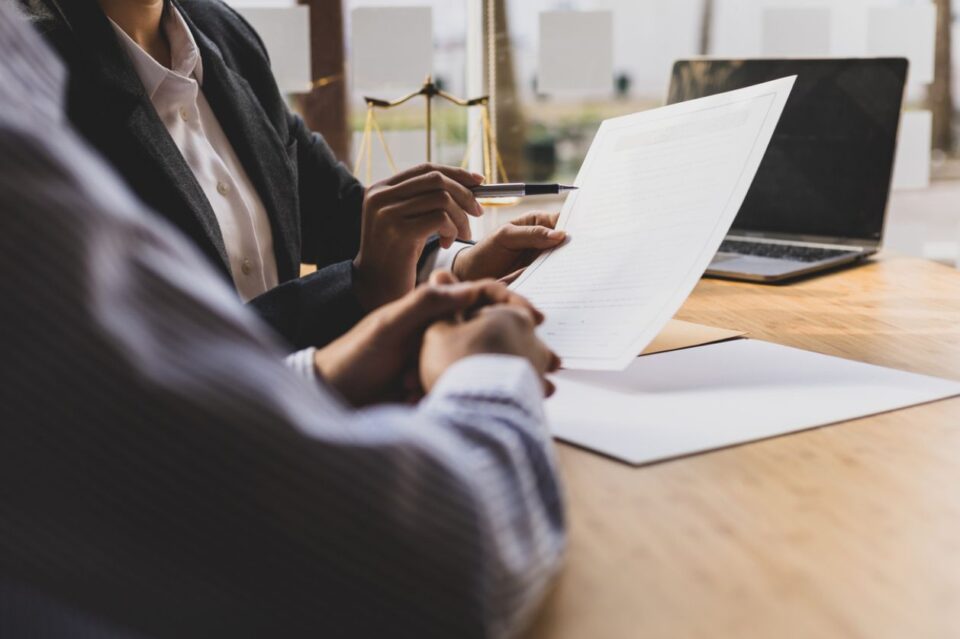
[416,354,566,636]
[0,36,562,634]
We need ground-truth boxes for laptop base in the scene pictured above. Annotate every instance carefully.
[705,250,873,283]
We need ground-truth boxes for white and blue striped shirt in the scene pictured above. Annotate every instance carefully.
[0,3,565,637]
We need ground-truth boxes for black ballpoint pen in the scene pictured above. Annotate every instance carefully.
[471,183,578,198]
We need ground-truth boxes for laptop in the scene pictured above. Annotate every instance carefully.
[667,58,908,282]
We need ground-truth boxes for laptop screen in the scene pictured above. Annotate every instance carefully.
[668,59,907,243]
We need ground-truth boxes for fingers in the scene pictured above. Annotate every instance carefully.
[383,192,472,244]
[401,210,462,248]
[437,279,543,324]
[386,281,472,335]
[475,306,558,396]
[494,222,566,251]
[428,270,459,286]
[498,268,525,286]
[540,348,561,396]
[478,302,536,324]
[548,349,562,372]
[544,378,556,398]
[490,306,560,380]
[511,210,560,229]
[386,163,485,188]
[417,275,544,324]
[467,281,544,324]
[388,275,521,334]
[527,336,561,398]
[365,165,488,247]
[387,170,484,217]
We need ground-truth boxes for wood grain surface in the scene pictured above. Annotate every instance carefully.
[528,255,960,639]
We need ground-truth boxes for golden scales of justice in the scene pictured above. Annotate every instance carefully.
[352,76,521,208]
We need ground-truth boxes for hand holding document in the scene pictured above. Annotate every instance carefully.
[511,77,796,370]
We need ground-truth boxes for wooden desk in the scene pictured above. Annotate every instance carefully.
[529,256,960,639]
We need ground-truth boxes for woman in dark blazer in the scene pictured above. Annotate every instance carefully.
[25,0,565,350]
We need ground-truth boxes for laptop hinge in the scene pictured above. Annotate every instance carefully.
[724,235,868,253]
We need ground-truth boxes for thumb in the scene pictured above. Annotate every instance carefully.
[428,269,459,286]
[497,224,566,251]
[498,268,525,286]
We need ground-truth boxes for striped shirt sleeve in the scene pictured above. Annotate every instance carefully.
[0,4,565,638]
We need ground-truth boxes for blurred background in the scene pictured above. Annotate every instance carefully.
[228,0,959,264]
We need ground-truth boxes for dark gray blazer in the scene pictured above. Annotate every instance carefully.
[27,0,371,349]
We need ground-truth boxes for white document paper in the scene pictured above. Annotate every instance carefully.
[538,11,613,94]
[511,77,795,370]
[760,7,831,57]
[235,7,310,93]
[350,7,433,92]
[548,339,960,466]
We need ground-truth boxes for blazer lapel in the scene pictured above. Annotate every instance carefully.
[122,101,232,273]
[57,0,231,276]
[187,24,301,283]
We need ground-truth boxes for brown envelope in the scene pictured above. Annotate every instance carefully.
[641,320,745,356]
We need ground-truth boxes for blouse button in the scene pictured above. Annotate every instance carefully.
[241,258,252,275]
[217,181,230,196]
[178,106,189,121]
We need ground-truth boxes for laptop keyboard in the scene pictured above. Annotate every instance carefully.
[718,239,858,263]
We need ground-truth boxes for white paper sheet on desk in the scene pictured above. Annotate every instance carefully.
[547,339,960,466]
[510,77,795,370]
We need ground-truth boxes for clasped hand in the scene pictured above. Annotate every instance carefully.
[314,271,560,407]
